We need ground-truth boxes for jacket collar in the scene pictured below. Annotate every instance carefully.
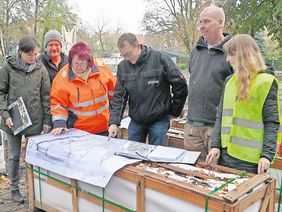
[68,64,99,81]
[196,33,230,52]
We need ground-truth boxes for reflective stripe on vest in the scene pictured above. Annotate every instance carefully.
[230,136,263,150]
[221,73,280,163]
[68,102,109,117]
[72,94,107,108]
[233,118,264,129]
[222,109,233,116]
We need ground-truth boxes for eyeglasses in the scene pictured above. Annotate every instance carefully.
[120,48,135,58]
[72,60,88,67]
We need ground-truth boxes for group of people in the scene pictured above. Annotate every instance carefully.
[0,5,280,205]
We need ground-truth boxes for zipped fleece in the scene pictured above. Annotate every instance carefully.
[187,33,233,125]
[110,45,188,125]
[0,56,51,136]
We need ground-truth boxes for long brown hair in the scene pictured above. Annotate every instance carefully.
[223,34,266,100]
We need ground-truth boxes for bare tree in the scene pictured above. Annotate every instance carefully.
[142,0,223,52]
[33,0,46,36]
[0,0,32,56]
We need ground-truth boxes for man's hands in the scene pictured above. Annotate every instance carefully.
[206,148,220,164]
[108,124,118,141]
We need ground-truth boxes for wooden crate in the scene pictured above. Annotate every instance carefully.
[167,128,184,148]
[27,162,276,212]
[117,127,128,140]
[170,118,187,129]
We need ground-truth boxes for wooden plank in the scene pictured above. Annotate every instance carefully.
[197,162,254,177]
[157,163,216,180]
[71,179,78,212]
[222,174,271,203]
[34,200,62,212]
[27,165,35,211]
[136,175,145,212]
[259,184,271,212]
[167,137,184,148]
[77,190,128,212]
[167,128,184,134]
[268,178,276,212]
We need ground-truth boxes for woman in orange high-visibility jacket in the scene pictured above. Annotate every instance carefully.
[50,42,116,135]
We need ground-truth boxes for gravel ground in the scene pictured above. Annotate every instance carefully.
[0,138,34,212]
[0,161,29,212]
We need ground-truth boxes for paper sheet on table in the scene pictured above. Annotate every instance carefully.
[26,128,200,188]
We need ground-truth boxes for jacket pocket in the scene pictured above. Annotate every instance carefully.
[143,69,163,90]
[123,73,136,91]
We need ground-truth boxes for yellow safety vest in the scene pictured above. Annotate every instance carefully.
[221,73,281,163]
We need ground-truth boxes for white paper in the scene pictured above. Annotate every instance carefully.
[26,128,200,188]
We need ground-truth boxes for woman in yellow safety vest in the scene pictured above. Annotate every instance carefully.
[206,34,281,174]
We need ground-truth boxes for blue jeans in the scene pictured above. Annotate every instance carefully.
[128,116,170,145]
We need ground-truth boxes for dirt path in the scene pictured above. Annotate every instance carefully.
[0,159,29,211]
[0,139,29,212]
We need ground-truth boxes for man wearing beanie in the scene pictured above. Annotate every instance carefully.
[39,29,68,83]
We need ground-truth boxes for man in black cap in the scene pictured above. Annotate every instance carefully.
[39,30,68,83]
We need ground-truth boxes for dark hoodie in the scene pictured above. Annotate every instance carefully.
[109,45,188,125]
[0,55,51,136]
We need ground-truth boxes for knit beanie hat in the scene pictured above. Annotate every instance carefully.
[44,30,63,47]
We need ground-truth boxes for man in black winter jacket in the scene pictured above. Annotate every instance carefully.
[108,33,188,145]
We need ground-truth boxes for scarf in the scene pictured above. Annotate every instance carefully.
[16,53,37,73]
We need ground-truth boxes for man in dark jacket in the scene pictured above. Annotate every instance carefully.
[184,6,233,162]
[108,33,188,145]
[39,30,68,83]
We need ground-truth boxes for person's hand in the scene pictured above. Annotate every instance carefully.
[257,157,270,174]
[206,148,220,163]
[43,124,52,134]
[5,117,13,129]
[50,127,67,135]
[108,124,118,141]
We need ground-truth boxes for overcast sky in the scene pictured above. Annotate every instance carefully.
[69,0,147,34]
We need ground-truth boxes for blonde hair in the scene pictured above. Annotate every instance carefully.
[223,34,266,100]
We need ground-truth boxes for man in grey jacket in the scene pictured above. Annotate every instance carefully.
[108,33,188,145]
[184,6,233,162]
